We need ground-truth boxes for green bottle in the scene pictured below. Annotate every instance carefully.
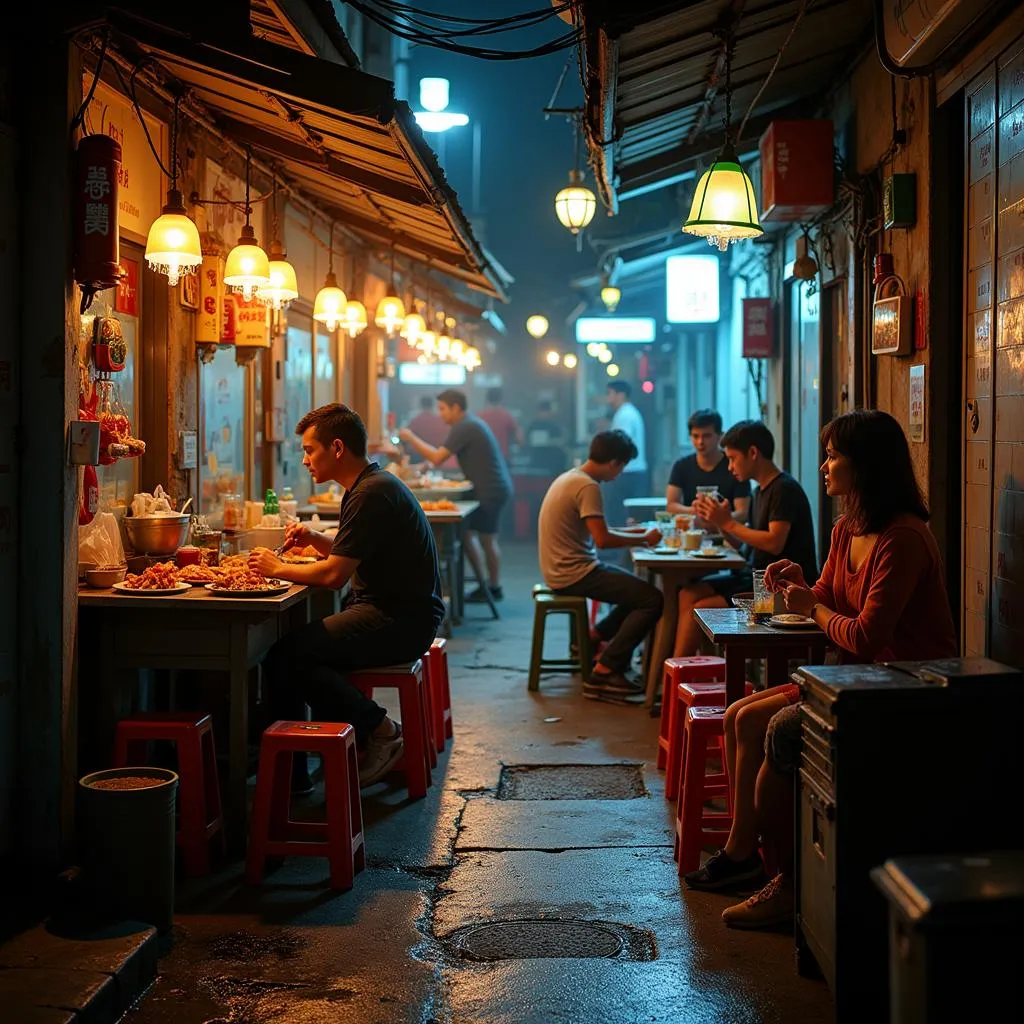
[263,488,278,515]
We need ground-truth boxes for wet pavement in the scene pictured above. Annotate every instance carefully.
[125,541,833,1023]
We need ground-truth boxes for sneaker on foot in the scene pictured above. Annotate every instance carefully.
[582,679,645,705]
[683,849,767,892]
[465,585,501,604]
[721,874,794,930]
[359,724,404,787]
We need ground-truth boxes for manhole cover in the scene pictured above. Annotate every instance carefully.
[496,764,646,800]
[449,919,655,962]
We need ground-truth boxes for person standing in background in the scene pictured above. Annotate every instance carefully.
[400,389,513,603]
[477,387,523,463]
[406,395,457,470]
[604,381,648,531]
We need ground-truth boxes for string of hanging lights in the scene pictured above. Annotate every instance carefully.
[312,222,347,332]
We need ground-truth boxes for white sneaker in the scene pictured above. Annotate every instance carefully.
[359,724,404,787]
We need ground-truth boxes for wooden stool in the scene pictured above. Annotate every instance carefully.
[425,637,452,753]
[349,661,431,799]
[674,707,732,873]
[246,721,365,890]
[528,593,591,691]
[114,712,225,877]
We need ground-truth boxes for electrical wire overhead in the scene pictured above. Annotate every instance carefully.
[345,1,579,59]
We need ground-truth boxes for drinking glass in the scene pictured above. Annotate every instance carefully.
[655,510,673,526]
[752,570,774,618]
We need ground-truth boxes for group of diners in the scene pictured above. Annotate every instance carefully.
[536,404,957,929]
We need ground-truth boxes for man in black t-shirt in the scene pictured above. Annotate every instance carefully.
[249,403,445,791]
[666,409,750,523]
[672,420,817,658]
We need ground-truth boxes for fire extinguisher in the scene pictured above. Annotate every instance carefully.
[74,133,122,313]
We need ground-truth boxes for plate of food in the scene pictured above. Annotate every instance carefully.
[113,563,192,594]
[651,546,680,555]
[691,549,727,559]
[280,544,321,564]
[174,563,226,585]
[205,571,291,597]
[768,613,818,629]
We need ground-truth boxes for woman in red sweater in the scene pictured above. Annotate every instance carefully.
[685,410,956,927]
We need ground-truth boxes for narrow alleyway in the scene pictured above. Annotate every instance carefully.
[126,542,833,1024]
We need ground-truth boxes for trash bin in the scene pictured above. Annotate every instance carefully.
[871,851,1024,1024]
[78,767,178,932]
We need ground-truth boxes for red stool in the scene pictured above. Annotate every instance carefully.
[674,707,732,873]
[114,712,225,877]
[657,656,725,774]
[246,721,365,890]
[350,660,431,800]
[425,638,452,754]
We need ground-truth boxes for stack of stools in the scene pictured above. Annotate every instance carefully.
[528,585,591,692]
[114,711,225,876]
[246,721,365,890]
[425,637,453,754]
[349,659,431,799]
[674,706,734,874]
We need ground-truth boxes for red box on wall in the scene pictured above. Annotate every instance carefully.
[759,120,834,221]
[742,298,774,358]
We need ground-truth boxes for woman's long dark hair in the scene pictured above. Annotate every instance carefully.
[821,410,928,534]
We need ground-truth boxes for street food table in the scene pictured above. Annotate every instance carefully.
[407,480,474,501]
[422,500,487,625]
[78,583,310,853]
[693,607,831,706]
[631,547,748,707]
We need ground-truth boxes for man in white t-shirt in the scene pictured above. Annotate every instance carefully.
[538,430,664,704]
[605,380,648,526]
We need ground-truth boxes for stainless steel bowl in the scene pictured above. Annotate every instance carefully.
[124,515,190,555]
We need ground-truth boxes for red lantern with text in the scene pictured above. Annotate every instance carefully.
[74,134,122,311]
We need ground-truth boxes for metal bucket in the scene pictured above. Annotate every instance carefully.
[78,767,178,932]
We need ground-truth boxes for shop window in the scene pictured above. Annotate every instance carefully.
[279,325,314,502]
[199,347,249,514]
[314,325,337,409]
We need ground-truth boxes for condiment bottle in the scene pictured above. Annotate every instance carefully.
[263,488,279,516]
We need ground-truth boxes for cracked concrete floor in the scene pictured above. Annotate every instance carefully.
[125,542,833,1024]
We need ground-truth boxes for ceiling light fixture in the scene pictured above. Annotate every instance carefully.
[554,113,596,248]
[262,173,298,311]
[145,97,202,287]
[682,28,763,251]
[526,314,549,338]
[223,148,271,300]
[313,222,346,332]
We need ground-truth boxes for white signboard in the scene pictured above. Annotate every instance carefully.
[87,79,166,242]
[398,363,467,385]
[666,254,720,323]
[575,317,657,344]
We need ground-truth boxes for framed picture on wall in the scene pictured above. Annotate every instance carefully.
[180,272,200,310]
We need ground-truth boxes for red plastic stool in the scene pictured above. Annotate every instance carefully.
[350,660,431,800]
[674,707,733,873]
[246,720,365,890]
[657,656,725,774]
[425,638,452,753]
[114,712,225,877]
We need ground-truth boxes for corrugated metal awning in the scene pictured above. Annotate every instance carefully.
[583,0,873,208]
[107,13,506,300]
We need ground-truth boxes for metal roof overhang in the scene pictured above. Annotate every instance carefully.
[583,0,873,210]
[105,13,506,300]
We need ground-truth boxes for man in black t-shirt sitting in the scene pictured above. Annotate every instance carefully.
[672,420,818,658]
[249,404,445,791]
[666,409,751,524]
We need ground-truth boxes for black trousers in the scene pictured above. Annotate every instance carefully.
[264,600,437,745]
[554,562,663,674]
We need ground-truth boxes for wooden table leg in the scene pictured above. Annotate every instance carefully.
[227,621,250,857]
[724,646,748,706]
[766,651,791,686]
[644,575,679,708]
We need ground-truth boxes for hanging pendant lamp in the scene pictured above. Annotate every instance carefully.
[340,250,367,338]
[224,149,271,300]
[262,174,298,310]
[682,30,762,251]
[401,309,427,348]
[375,249,406,336]
[313,223,347,332]
[600,284,621,312]
[146,98,202,286]
[554,115,596,248]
